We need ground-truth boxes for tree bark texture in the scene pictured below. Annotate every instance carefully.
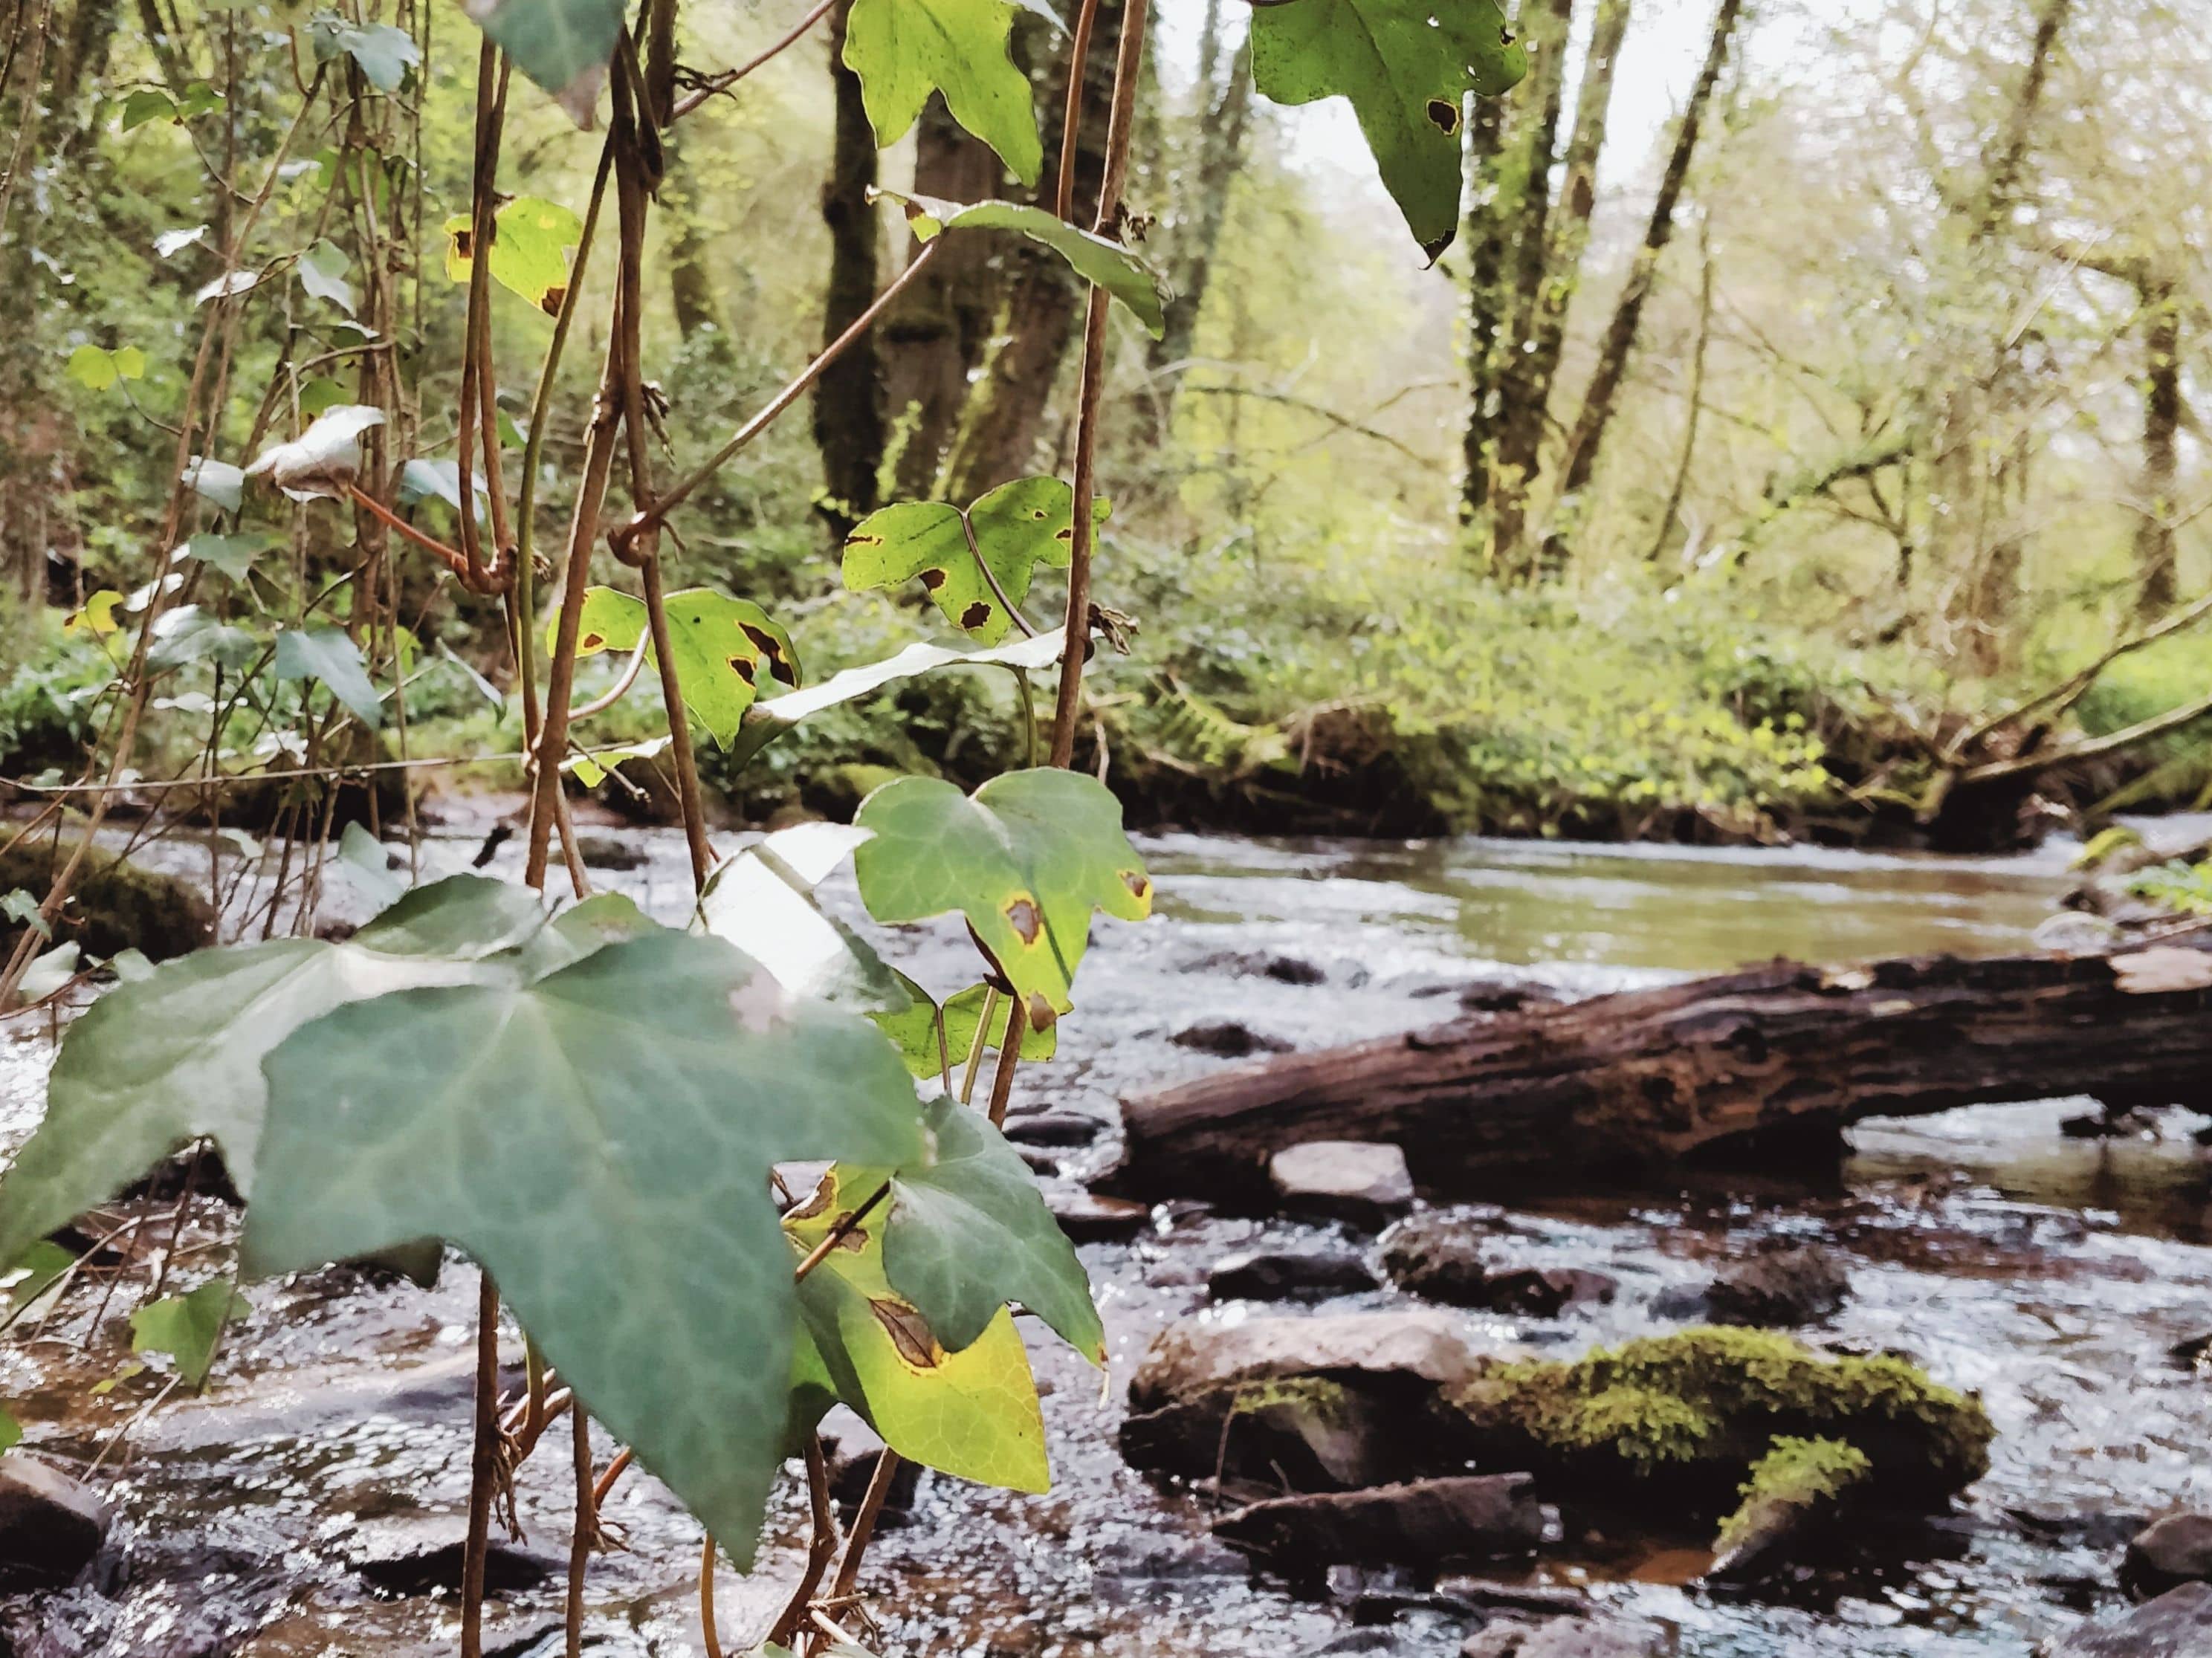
[812,0,887,526]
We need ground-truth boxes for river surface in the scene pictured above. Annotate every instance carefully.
[2,820,2208,1657]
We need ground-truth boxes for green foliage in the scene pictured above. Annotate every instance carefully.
[0,875,549,1266]
[1715,1434,1871,1557]
[442,195,583,315]
[874,980,1058,1079]
[563,586,800,749]
[2125,859,2212,916]
[65,344,146,392]
[1249,0,1527,256]
[843,0,1044,184]
[842,478,1104,645]
[242,923,926,1566]
[882,193,1166,337]
[307,13,421,94]
[129,1280,250,1387]
[853,768,1152,1011]
[271,627,381,728]
[695,823,910,1014]
[460,0,625,122]
[785,1163,1048,1492]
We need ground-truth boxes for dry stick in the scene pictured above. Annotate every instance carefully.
[460,1272,502,1658]
[1048,0,1148,769]
[669,0,836,120]
[768,1440,841,1648]
[566,1405,595,1658]
[790,1182,890,1284]
[983,997,1029,1127]
[826,1446,902,1604]
[613,239,945,554]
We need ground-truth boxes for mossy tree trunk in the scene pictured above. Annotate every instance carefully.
[812,0,887,530]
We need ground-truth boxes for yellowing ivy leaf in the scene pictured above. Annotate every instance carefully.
[444,196,584,315]
[843,477,1106,646]
[842,0,1043,184]
[559,586,800,749]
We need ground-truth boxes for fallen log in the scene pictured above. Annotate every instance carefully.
[1103,943,2212,1204]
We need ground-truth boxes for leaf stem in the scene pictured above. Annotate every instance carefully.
[767,1438,841,1648]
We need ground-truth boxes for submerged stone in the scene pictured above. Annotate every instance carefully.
[0,1456,111,1584]
[1213,1474,1547,1573]
[2044,1582,2212,1657]
[1706,1246,1852,1328]
[1210,1249,1381,1303]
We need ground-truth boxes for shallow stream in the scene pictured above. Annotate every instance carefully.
[3,819,2207,1657]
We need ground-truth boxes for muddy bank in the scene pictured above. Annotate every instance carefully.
[1,824,2208,1657]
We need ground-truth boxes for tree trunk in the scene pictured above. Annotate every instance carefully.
[879,97,1005,499]
[2134,285,2181,619]
[664,132,736,372]
[1139,4,1255,444]
[1103,942,2212,1203]
[1484,0,1574,574]
[1461,92,1511,537]
[1545,0,1744,573]
[940,0,1118,504]
[812,0,887,528]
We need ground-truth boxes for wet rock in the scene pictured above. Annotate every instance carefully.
[1270,1142,1414,1231]
[572,832,649,872]
[1003,1113,1102,1147]
[1649,1281,1713,1321]
[824,1430,922,1529]
[2123,1514,2212,1600]
[1018,1147,1061,1176]
[2043,1581,2212,1656]
[2035,912,2124,956]
[1121,1375,1401,1492]
[1705,1246,1852,1328]
[2169,1334,2212,1375]
[0,832,216,962]
[349,1515,560,1597]
[1463,1618,1664,1658]
[1050,1191,1151,1243]
[1172,1020,1295,1058]
[1213,1475,1546,1573]
[1432,1577,1586,1617]
[1455,979,1566,1016]
[1264,956,1327,986]
[1379,1217,1614,1315]
[1706,1434,1872,1581]
[1210,1249,1381,1303]
[1130,1312,1482,1412]
[1299,1632,1397,1657]
[0,1457,111,1583]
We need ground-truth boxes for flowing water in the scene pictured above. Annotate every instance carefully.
[2,819,2208,1657]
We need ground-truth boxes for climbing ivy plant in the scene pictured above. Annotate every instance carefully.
[0,0,1528,1652]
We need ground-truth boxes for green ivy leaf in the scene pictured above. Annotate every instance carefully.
[296,238,355,315]
[560,587,800,749]
[881,192,1165,337]
[4,1241,75,1312]
[129,1280,250,1387]
[119,88,178,132]
[0,877,551,1266]
[460,0,624,123]
[148,606,262,673]
[852,768,1151,1011]
[307,13,422,94]
[785,1163,1048,1492]
[338,823,403,911]
[843,477,1106,645]
[1250,0,1527,259]
[65,344,145,391]
[729,632,1067,768]
[274,627,382,728]
[443,195,583,317]
[62,590,122,636]
[843,0,1043,184]
[696,825,910,1015]
[242,930,928,1566]
[873,979,1057,1081]
[867,1095,1102,1360]
[178,531,276,583]
[181,457,244,512]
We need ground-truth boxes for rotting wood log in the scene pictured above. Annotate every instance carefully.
[1102,942,2212,1205]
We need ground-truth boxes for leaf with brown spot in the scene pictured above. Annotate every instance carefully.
[554,586,800,748]
[853,768,1151,1009]
[841,476,1109,645]
[784,1162,1047,1491]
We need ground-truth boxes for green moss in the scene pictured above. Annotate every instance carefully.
[1715,1435,1872,1555]
[1451,1327,1992,1502]
[1229,1376,1356,1423]
[0,832,216,962]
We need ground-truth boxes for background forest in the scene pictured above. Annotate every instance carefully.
[2,0,2208,843]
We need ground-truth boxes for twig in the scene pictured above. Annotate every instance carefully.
[699,1533,727,1658]
[566,1406,595,1658]
[460,1272,502,1658]
[670,0,838,120]
[767,1440,840,1648]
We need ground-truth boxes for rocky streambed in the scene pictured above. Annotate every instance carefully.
[3,820,2212,1656]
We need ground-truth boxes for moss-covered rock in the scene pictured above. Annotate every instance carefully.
[1711,1434,1872,1578]
[1447,1327,1993,1518]
[0,832,216,962]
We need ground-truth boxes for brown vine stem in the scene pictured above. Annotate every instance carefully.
[1053,0,1103,222]
[453,37,503,589]
[826,1446,902,1604]
[1049,0,1149,768]
[612,239,945,555]
[640,556,715,884]
[459,1272,501,1658]
[790,1181,890,1284]
[669,0,837,120]
[767,1440,840,1648]
[566,1406,595,1658]
[699,1534,728,1658]
[984,998,1029,1127]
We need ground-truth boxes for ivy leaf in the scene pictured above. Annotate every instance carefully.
[872,980,1058,1081]
[563,736,667,788]
[181,456,244,512]
[696,825,910,1016]
[65,345,146,392]
[153,224,209,259]
[1250,0,1526,259]
[274,627,381,728]
[307,13,421,94]
[147,606,261,673]
[560,587,801,749]
[443,195,583,317]
[852,768,1151,1012]
[861,1096,1101,1361]
[0,876,550,1267]
[730,632,1067,768]
[785,1164,1049,1492]
[120,82,221,132]
[338,823,403,911]
[4,1241,74,1313]
[460,0,625,124]
[843,477,1107,645]
[129,1280,250,1387]
[241,930,928,1566]
[179,530,276,583]
[62,590,123,636]
[18,944,80,1003]
[245,404,385,502]
[296,238,355,315]
[882,192,1165,338]
[843,0,1042,184]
